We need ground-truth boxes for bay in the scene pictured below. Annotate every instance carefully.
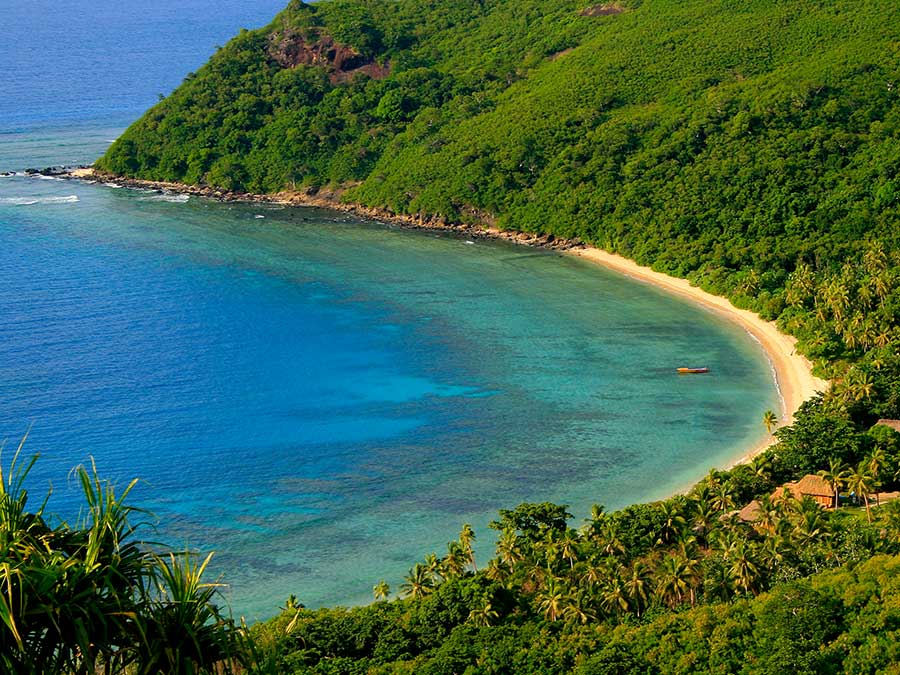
[0,2,778,618]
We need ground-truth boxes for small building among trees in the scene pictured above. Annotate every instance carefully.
[738,474,834,523]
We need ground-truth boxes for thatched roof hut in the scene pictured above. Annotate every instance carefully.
[875,419,900,433]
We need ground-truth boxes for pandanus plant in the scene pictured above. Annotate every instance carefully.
[0,438,245,674]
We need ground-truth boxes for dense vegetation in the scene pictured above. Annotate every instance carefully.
[10,406,900,673]
[42,0,900,671]
[239,383,900,674]
[250,525,900,675]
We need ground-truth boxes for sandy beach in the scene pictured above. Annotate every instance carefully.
[569,247,828,465]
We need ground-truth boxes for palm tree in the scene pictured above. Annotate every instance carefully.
[580,556,609,589]
[373,580,390,601]
[737,268,761,295]
[759,528,792,572]
[657,500,687,546]
[524,560,547,593]
[675,530,699,559]
[869,448,888,506]
[582,503,606,540]
[441,541,467,580]
[400,563,435,599]
[710,521,744,559]
[562,590,596,625]
[711,482,736,514]
[792,496,829,545]
[623,561,651,617]
[857,284,874,311]
[874,272,892,305]
[728,541,760,596]
[459,523,477,572]
[536,531,561,573]
[785,262,814,308]
[704,558,733,603]
[749,453,773,481]
[772,484,797,510]
[860,319,877,351]
[843,326,858,350]
[754,493,782,536]
[868,447,887,479]
[423,553,442,581]
[495,529,522,570]
[691,495,717,545]
[863,242,887,274]
[825,277,850,323]
[881,500,900,548]
[841,368,874,403]
[282,594,301,611]
[762,410,778,434]
[558,530,581,569]
[467,598,499,627]
[485,558,509,585]
[597,520,625,557]
[703,468,722,490]
[536,580,565,621]
[818,458,849,509]
[599,574,630,617]
[655,554,691,609]
[847,460,879,522]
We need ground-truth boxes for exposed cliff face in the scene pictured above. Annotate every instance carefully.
[580,3,624,16]
[267,30,390,83]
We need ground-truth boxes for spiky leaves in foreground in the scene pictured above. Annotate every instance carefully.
[0,444,243,675]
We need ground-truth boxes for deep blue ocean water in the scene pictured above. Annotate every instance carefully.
[1,2,779,617]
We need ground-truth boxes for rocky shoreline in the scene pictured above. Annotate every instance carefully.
[50,166,587,254]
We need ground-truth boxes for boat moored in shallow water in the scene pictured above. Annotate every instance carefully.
[677,367,710,374]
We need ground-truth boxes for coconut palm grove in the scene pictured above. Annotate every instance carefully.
[7,0,900,671]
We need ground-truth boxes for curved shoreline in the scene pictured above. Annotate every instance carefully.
[63,168,827,465]
[568,247,827,467]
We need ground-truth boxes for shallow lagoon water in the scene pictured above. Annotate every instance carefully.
[0,170,778,615]
[1,2,778,618]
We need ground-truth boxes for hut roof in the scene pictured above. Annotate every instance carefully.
[737,500,761,522]
[788,474,833,499]
[876,419,900,433]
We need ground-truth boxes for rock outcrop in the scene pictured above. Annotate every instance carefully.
[267,30,390,83]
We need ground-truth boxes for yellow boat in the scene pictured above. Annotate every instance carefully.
[677,367,709,374]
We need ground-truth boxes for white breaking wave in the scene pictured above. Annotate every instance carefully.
[103,183,124,188]
[0,195,80,206]
[138,192,190,203]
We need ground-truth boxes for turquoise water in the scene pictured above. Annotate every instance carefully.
[1,3,779,618]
